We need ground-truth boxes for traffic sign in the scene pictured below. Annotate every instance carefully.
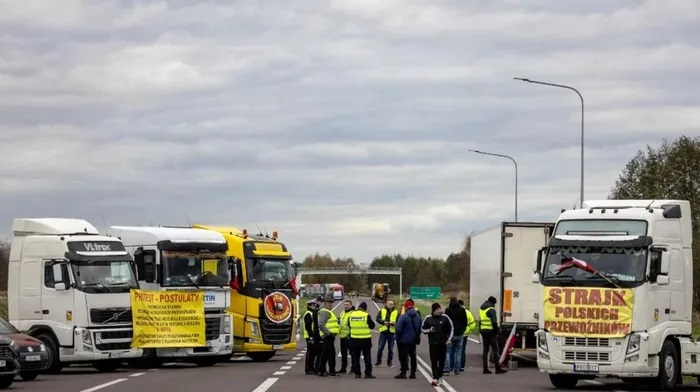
[409,286,441,299]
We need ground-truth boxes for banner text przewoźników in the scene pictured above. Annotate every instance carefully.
[131,289,206,348]
[543,286,634,338]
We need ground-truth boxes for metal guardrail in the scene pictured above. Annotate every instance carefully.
[297,267,402,274]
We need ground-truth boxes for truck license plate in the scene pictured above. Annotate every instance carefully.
[25,355,41,362]
[0,360,5,367]
[574,363,598,372]
[272,345,283,350]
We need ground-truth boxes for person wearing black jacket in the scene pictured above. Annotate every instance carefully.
[443,296,467,375]
[303,300,321,374]
[421,303,453,387]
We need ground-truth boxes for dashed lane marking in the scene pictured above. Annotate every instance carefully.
[251,377,279,392]
[79,378,128,392]
[273,371,286,376]
[286,361,297,365]
[129,372,146,377]
[280,365,292,370]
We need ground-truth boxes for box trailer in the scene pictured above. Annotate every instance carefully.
[469,221,554,358]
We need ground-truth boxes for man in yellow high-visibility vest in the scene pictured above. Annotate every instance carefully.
[479,296,507,374]
[375,300,398,367]
[318,297,340,376]
[338,299,356,374]
[458,299,475,372]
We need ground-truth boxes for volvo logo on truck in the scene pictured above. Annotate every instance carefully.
[67,241,127,253]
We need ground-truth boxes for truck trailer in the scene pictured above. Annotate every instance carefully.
[533,200,700,390]
[7,218,143,373]
[469,221,555,359]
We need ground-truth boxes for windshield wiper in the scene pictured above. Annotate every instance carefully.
[107,282,137,289]
[545,275,582,286]
[81,283,109,292]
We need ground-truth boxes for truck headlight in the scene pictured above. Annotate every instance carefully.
[626,333,640,355]
[223,315,232,334]
[82,330,92,345]
[537,331,549,353]
[248,320,261,342]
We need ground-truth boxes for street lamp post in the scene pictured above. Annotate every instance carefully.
[469,149,518,221]
[514,77,584,209]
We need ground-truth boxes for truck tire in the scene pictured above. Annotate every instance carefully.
[20,371,39,381]
[36,333,62,374]
[549,374,578,389]
[92,360,121,372]
[0,375,13,389]
[657,340,679,390]
[247,351,276,362]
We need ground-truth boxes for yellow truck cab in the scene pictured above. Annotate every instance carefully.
[192,225,297,361]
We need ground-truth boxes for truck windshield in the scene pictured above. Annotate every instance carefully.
[247,258,294,282]
[542,246,647,287]
[162,250,229,287]
[72,260,139,294]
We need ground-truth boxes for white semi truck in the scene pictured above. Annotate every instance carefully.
[7,218,143,373]
[470,221,555,360]
[533,199,700,390]
[106,226,233,366]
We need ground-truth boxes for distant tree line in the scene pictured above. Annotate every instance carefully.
[299,236,471,295]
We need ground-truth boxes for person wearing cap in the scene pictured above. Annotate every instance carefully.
[317,296,340,377]
[393,299,422,379]
[480,296,507,374]
[347,301,376,378]
[303,299,321,374]
[421,303,453,386]
[458,299,476,372]
[400,298,422,318]
[338,299,356,374]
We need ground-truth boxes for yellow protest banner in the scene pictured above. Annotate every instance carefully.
[131,289,206,348]
[542,286,634,338]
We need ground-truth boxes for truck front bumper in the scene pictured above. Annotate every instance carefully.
[156,333,233,358]
[242,342,295,352]
[76,327,143,361]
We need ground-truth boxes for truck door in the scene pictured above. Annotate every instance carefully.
[502,224,552,326]
[41,260,75,345]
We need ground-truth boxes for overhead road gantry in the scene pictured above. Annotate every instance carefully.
[296,266,404,300]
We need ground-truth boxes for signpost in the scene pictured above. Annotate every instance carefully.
[409,286,441,300]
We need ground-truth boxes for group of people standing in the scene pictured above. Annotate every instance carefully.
[302,294,507,387]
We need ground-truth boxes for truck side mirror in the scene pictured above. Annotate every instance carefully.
[656,275,670,285]
[531,272,540,284]
[143,250,156,283]
[659,252,670,274]
[52,264,68,291]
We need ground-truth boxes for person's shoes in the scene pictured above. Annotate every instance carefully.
[374,361,381,366]
[339,367,346,373]
[459,368,465,372]
[388,362,394,368]
[329,372,338,377]
[409,373,416,379]
[355,374,361,378]
[364,374,376,378]
[483,368,492,374]
[431,379,438,386]
[318,373,327,377]
[496,368,508,374]
[454,371,460,375]
[438,377,445,385]
[394,372,407,379]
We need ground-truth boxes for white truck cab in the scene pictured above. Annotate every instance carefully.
[7,218,143,373]
[106,226,233,366]
[533,200,700,390]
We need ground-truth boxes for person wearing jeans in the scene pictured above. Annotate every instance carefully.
[458,299,476,371]
[375,300,398,367]
[443,297,468,375]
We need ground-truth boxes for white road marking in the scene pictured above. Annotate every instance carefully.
[286,361,297,365]
[273,371,286,376]
[280,365,292,370]
[415,356,443,391]
[79,379,128,392]
[468,337,480,344]
[129,372,146,377]
[252,377,279,392]
[417,354,457,392]
[293,357,303,361]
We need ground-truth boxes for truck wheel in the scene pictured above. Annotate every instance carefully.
[0,375,13,389]
[657,340,679,390]
[549,374,578,389]
[246,351,276,362]
[36,333,62,374]
[93,360,121,372]
[20,371,39,381]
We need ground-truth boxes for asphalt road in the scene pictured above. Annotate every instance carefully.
[27,296,700,392]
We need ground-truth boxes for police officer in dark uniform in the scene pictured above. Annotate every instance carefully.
[303,299,320,374]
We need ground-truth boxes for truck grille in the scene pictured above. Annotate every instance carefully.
[90,308,132,324]
[260,319,292,345]
[95,330,133,351]
[205,317,221,341]
[564,351,610,362]
[563,337,610,347]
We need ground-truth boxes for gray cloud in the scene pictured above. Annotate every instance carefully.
[1,0,698,262]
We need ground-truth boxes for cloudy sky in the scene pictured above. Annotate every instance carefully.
[1,0,699,263]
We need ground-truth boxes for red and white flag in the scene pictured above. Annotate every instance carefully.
[556,256,597,275]
[499,323,517,367]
